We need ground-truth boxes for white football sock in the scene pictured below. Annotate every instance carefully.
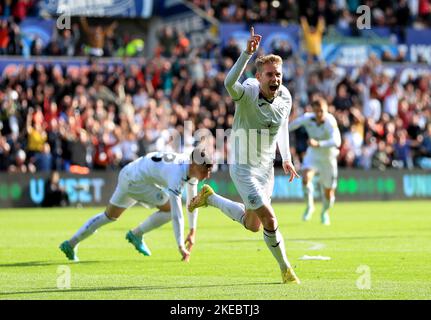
[69,212,115,248]
[263,228,291,272]
[322,194,335,215]
[303,182,314,209]
[132,211,171,238]
[208,194,246,225]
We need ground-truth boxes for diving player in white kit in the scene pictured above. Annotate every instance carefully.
[289,98,341,225]
[189,27,301,284]
[59,147,213,262]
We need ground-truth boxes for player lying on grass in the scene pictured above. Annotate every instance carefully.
[289,97,341,225]
[189,27,300,284]
[59,147,213,262]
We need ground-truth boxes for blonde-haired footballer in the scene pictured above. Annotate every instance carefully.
[189,27,300,284]
[289,98,341,225]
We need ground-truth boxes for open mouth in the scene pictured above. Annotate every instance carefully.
[269,84,279,92]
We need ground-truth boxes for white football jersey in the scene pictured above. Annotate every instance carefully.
[231,78,292,166]
[125,151,198,197]
[289,112,341,159]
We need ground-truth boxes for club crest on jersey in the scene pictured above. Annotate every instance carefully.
[156,192,165,201]
[248,194,258,206]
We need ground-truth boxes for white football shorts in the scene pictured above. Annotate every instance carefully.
[229,163,274,210]
[302,149,338,189]
[109,166,169,209]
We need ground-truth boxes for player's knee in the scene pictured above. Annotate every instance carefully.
[157,201,171,212]
[246,223,261,233]
[105,204,124,220]
[259,213,278,231]
[264,218,278,231]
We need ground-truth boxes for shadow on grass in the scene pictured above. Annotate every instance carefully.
[225,235,404,243]
[0,260,106,268]
[0,282,280,297]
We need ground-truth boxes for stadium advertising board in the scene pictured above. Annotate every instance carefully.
[1,170,430,208]
[406,28,431,64]
[219,23,300,55]
[40,0,154,18]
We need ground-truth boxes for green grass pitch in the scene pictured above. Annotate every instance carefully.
[0,201,430,300]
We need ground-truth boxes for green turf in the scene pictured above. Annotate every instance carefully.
[0,201,430,300]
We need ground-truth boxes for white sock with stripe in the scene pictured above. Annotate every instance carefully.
[208,194,246,225]
[263,227,291,272]
[69,212,115,248]
[132,211,171,237]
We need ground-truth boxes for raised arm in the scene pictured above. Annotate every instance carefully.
[224,27,261,100]
[79,16,90,34]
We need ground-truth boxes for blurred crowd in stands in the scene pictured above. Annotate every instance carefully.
[0,1,430,173]
[191,0,431,29]
[1,26,430,173]
[2,1,431,57]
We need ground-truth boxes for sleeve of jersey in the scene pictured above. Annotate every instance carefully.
[224,51,252,101]
[186,182,198,230]
[168,192,185,248]
[288,115,306,132]
[319,119,342,148]
[277,118,292,163]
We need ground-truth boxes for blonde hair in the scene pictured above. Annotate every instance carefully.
[255,54,283,73]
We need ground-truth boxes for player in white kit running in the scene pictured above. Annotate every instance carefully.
[59,147,213,262]
[289,98,341,225]
[189,27,301,284]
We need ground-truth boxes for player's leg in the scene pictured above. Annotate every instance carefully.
[206,190,248,225]
[321,187,335,225]
[319,160,338,225]
[60,170,135,261]
[302,169,316,221]
[131,202,171,237]
[59,204,127,261]
[126,186,171,256]
[252,204,299,284]
[189,166,263,231]
[242,165,299,283]
[68,203,125,248]
[189,167,248,226]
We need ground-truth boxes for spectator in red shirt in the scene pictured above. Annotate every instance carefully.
[12,0,34,23]
[0,20,9,54]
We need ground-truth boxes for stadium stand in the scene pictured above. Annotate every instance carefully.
[0,0,430,173]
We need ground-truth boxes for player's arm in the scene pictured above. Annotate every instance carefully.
[185,181,198,253]
[312,118,342,148]
[79,16,90,34]
[288,114,307,132]
[224,27,261,101]
[278,118,299,182]
[168,190,190,261]
[317,16,326,34]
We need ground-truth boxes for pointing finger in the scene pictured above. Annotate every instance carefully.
[250,26,254,37]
